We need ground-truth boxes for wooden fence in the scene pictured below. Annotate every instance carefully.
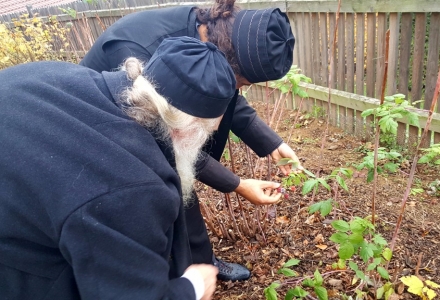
[1,0,439,147]
[245,82,440,149]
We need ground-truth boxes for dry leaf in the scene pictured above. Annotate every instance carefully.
[315,244,328,250]
[276,215,290,224]
[313,233,324,243]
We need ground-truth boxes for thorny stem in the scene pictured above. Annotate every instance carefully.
[371,30,390,226]
[227,136,236,174]
[224,193,247,242]
[281,269,350,286]
[389,67,440,254]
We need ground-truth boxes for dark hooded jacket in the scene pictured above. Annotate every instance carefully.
[80,6,283,193]
[0,61,194,299]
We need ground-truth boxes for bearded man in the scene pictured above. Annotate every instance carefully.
[0,37,248,300]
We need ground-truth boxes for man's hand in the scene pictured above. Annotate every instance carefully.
[185,264,218,300]
[234,179,283,205]
[270,142,303,176]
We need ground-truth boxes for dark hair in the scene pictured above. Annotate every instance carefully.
[194,0,242,76]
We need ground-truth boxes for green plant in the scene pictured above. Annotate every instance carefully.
[330,217,394,298]
[361,93,420,149]
[356,147,403,182]
[271,65,311,98]
[427,179,440,197]
[59,7,77,18]
[308,199,334,217]
[264,259,328,300]
[302,168,352,196]
[311,105,326,118]
[418,143,440,166]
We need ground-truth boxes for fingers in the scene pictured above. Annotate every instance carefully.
[186,264,218,300]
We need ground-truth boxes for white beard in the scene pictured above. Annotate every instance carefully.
[170,126,211,206]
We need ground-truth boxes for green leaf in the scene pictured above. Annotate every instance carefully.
[418,155,430,164]
[373,234,388,246]
[264,287,278,300]
[303,169,315,178]
[284,289,295,300]
[377,286,385,299]
[289,286,309,298]
[377,266,390,280]
[329,232,348,244]
[355,270,366,281]
[336,176,348,191]
[348,261,359,271]
[339,242,355,259]
[348,233,364,244]
[361,108,375,117]
[320,200,333,217]
[332,220,350,232]
[283,259,301,268]
[314,269,323,286]
[308,202,322,214]
[277,157,295,166]
[278,268,297,277]
[314,286,328,300]
[360,243,375,262]
[317,178,331,191]
[350,219,366,234]
[302,278,315,287]
[302,179,318,195]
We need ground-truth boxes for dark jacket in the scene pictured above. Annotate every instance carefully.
[80,6,283,193]
[0,62,194,299]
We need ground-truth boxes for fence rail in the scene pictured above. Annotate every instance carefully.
[246,82,440,149]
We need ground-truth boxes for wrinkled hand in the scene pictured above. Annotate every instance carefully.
[234,179,283,205]
[270,143,303,176]
[185,264,218,300]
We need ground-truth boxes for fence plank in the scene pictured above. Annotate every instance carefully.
[329,13,337,89]
[356,13,365,96]
[297,12,306,76]
[303,12,313,79]
[337,13,345,91]
[387,12,400,95]
[346,13,354,93]
[288,12,299,66]
[319,12,329,87]
[366,13,376,98]
[375,13,387,97]
[311,12,321,85]
[424,12,440,111]
[411,13,427,103]
[398,13,413,99]
[396,122,406,146]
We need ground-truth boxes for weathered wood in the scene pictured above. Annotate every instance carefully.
[297,12,306,76]
[330,103,338,127]
[288,12,299,66]
[337,13,345,91]
[284,0,440,13]
[387,13,400,95]
[375,13,387,98]
[366,13,376,98]
[408,125,420,151]
[434,132,440,144]
[345,13,354,93]
[345,107,356,134]
[319,12,329,87]
[303,12,313,79]
[396,122,406,146]
[329,13,337,89]
[356,13,365,96]
[411,13,427,104]
[424,12,440,111]
[398,13,413,99]
[311,12,321,85]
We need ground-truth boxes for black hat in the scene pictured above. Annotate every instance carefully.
[232,8,295,83]
[144,37,236,119]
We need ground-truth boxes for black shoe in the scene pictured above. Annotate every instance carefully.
[212,255,251,281]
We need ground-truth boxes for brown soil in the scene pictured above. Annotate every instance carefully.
[197,102,440,300]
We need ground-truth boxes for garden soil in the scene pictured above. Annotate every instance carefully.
[196,101,440,300]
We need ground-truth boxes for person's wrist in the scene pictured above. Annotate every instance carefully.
[182,268,204,300]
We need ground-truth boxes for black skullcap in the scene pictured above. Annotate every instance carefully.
[232,8,295,83]
[144,37,236,118]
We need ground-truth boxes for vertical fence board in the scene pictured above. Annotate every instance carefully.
[329,13,337,89]
[408,125,420,151]
[319,13,329,87]
[304,12,313,79]
[289,12,299,66]
[376,13,387,98]
[424,12,440,111]
[366,13,376,98]
[297,13,306,75]
[344,107,356,134]
[398,13,413,99]
[356,13,365,96]
[346,13,354,93]
[311,13,321,85]
[411,13,427,103]
[354,110,364,139]
[387,13,400,95]
[434,132,440,144]
[330,103,338,127]
[396,122,406,146]
[337,13,345,91]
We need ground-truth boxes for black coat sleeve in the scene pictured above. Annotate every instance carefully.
[195,151,240,193]
[231,95,283,157]
[103,40,153,70]
[59,183,195,300]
